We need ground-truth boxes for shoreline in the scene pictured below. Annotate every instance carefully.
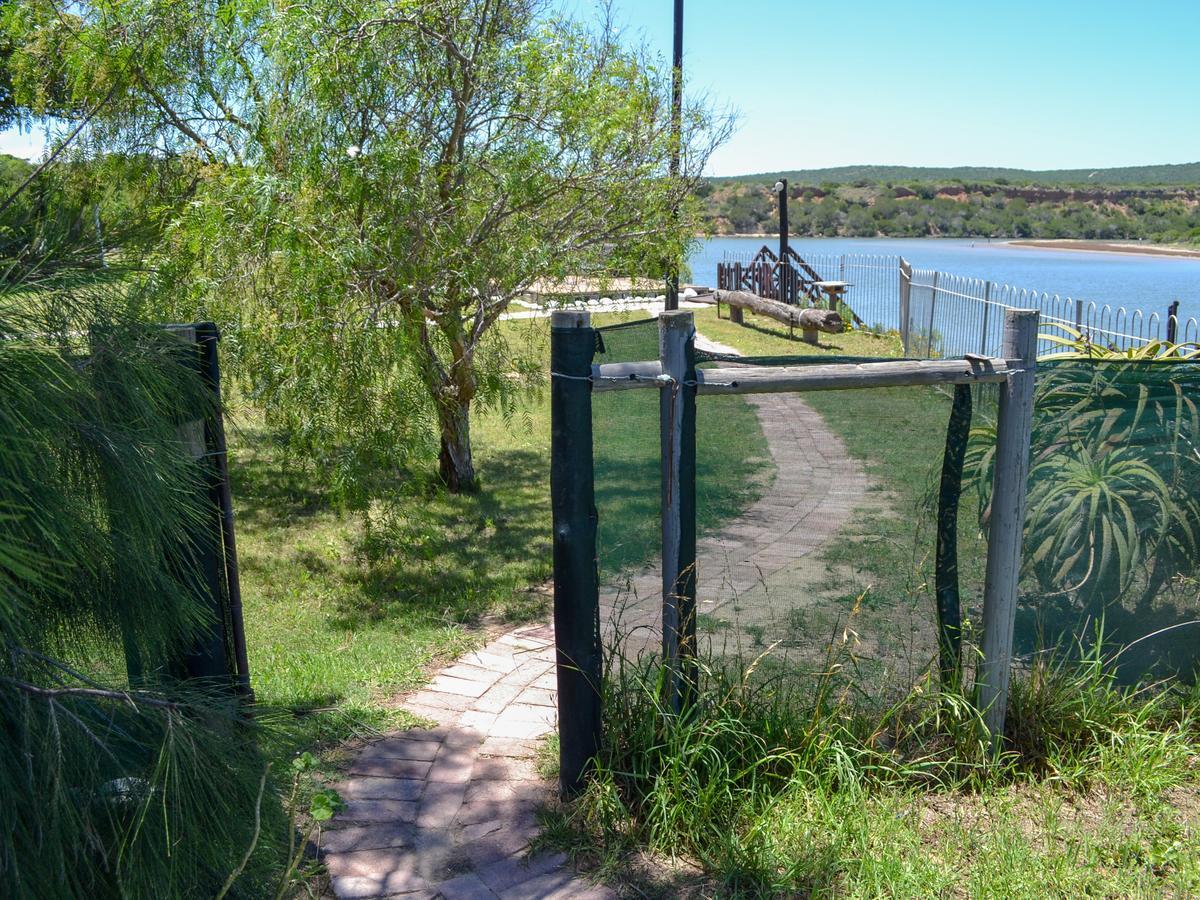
[1005,239,1200,260]
[702,234,1200,260]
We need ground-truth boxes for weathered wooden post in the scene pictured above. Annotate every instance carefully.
[659,310,697,714]
[550,310,602,797]
[193,323,252,698]
[899,257,912,355]
[978,308,1039,747]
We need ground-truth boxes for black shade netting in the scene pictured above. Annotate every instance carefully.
[998,358,1200,684]
[591,317,998,700]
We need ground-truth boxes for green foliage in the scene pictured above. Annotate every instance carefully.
[701,177,1200,243]
[0,279,287,897]
[0,153,179,281]
[717,162,1200,188]
[7,0,728,492]
[967,343,1200,675]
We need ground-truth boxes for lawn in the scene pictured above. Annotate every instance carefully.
[236,310,770,752]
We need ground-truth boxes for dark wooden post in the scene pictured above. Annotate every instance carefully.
[194,323,252,697]
[167,324,237,687]
[1168,300,1180,344]
[550,310,602,797]
[660,310,697,714]
[935,383,972,687]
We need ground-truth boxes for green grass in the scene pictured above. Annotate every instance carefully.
[237,311,770,749]
[696,305,904,359]
[593,315,771,579]
[691,307,987,687]
[544,636,1200,897]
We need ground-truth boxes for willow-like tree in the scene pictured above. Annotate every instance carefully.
[7,0,727,491]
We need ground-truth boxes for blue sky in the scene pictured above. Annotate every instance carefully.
[588,0,1200,175]
[5,0,1198,175]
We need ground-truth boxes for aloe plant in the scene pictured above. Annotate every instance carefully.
[967,329,1200,618]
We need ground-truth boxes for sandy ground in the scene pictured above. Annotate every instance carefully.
[1007,239,1200,259]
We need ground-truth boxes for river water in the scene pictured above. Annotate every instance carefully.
[689,237,1200,322]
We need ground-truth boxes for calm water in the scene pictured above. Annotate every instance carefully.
[689,237,1200,322]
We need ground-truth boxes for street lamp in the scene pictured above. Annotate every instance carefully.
[773,179,790,302]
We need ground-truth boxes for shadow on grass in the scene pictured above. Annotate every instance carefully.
[1014,592,1200,685]
[228,425,332,527]
[337,446,554,630]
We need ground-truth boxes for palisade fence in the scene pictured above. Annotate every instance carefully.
[717,249,1199,358]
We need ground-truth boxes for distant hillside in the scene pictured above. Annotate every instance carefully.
[717,163,1200,188]
[696,165,1200,244]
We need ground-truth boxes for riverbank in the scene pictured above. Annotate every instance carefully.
[1007,239,1200,259]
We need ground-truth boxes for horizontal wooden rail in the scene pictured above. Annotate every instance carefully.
[591,360,664,391]
[589,357,1012,395]
[696,358,1011,395]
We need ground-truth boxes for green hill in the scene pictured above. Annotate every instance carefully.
[718,163,1200,188]
[697,163,1200,243]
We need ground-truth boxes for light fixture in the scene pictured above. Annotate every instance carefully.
[773,180,784,194]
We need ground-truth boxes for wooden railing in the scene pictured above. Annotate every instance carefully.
[715,244,827,304]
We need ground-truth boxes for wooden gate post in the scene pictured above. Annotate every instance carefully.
[194,323,252,698]
[978,308,1039,748]
[659,310,697,714]
[550,310,602,797]
[899,258,913,355]
[165,324,238,688]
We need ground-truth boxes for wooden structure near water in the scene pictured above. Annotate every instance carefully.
[716,244,831,305]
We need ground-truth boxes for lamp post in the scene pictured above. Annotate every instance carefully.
[665,0,684,310]
[773,178,790,302]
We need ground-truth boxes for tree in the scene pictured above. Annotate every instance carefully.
[8,0,727,492]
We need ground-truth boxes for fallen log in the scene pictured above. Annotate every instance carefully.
[715,289,844,344]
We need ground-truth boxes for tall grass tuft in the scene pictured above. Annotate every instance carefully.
[553,624,1200,895]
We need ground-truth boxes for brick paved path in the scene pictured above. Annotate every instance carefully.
[601,334,872,655]
[325,330,866,898]
[326,623,614,899]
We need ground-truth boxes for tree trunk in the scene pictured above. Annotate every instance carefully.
[436,395,476,493]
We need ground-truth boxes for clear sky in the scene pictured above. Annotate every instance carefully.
[5,0,1198,176]
[585,0,1200,176]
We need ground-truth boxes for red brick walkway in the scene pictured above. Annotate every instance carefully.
[326,624,614,899]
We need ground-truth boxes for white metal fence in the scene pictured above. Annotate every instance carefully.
[719,249,1199,359]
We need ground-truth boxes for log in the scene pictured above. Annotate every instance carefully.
[695,357,1011,395]
[714,289,844,343]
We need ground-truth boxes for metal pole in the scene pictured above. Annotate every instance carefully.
[1168,299,1180,344]
[926,270,940,358]
[665,0,684,311]
[979,282,992,357]
[550,310,602,797]
[978,308,1039,749]
[660,310,697,714]
[777,178,790,303]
